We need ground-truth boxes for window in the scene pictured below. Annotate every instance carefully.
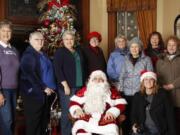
[117,11,139,40]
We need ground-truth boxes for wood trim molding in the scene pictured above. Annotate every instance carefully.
[107,0,157,12]
[62,0,90,45]
[108,12,117,55]
[79,0,90,45]
[0,0,5,20]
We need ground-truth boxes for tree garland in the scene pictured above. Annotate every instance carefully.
[37,0,80,56]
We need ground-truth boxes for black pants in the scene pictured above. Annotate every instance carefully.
[175,107,180,135]
[23,96,50,135]
[121,95,133,135]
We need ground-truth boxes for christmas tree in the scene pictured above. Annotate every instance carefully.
[37,0,80,56]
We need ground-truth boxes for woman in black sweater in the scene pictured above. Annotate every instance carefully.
[53,30,85,135]
[131,71,176,135]
[82,31,106,77]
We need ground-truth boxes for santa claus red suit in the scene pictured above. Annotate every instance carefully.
[69,70,127,135]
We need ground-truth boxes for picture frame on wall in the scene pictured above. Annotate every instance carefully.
[5,0,39,25]
[5,0,39,36]
[174,14,180,39]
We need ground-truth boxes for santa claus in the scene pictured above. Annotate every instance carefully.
[69,70,127,135]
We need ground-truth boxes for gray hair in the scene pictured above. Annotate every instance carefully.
[0,20,13,30]
[128,37,143,50]
[62,30,75,40]
[29,31,44,40]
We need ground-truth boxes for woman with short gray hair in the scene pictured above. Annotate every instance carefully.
[20,31,56,135]
[119,37,153,135]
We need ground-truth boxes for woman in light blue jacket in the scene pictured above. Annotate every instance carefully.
[107,35,128,84]
[119,37,153,135]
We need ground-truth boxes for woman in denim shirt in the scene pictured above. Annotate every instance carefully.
[107,35,128,87]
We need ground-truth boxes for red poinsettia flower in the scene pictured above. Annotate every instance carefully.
[48,0,61,10]
[43,19,51,27]
[61,0,70,6]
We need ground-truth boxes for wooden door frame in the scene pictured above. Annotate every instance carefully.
[77,0,90,45]
[0,0,5,20]
[108,12,117,56]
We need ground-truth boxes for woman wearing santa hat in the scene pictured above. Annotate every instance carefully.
[131,71,176,135]
[82,31,106,77]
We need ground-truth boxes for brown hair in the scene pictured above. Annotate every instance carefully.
[147,31,164,50]
[140,79,159,95]
[165,35,180,49]
[0,20,13,30]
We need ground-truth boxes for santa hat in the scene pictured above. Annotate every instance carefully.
[89,70,107,82]
[140,70,157,82]
[87,31,102,42]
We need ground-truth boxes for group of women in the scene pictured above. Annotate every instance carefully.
[0,19,179,135]
[107,32,179,135]
[0,20,107,135]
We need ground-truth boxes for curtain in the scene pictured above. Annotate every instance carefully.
[107,0,157,47]
[136,9,156,48]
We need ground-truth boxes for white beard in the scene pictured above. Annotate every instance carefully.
[83,81,111,114]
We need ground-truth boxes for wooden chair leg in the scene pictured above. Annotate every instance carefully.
[119,127,123,135]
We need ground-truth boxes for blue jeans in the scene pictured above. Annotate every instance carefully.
[58,87,79,135]
[0,89,16,135]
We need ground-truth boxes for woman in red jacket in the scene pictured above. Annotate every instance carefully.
[82,31,106,77]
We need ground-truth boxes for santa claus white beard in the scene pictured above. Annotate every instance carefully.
[83,81,111,115]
